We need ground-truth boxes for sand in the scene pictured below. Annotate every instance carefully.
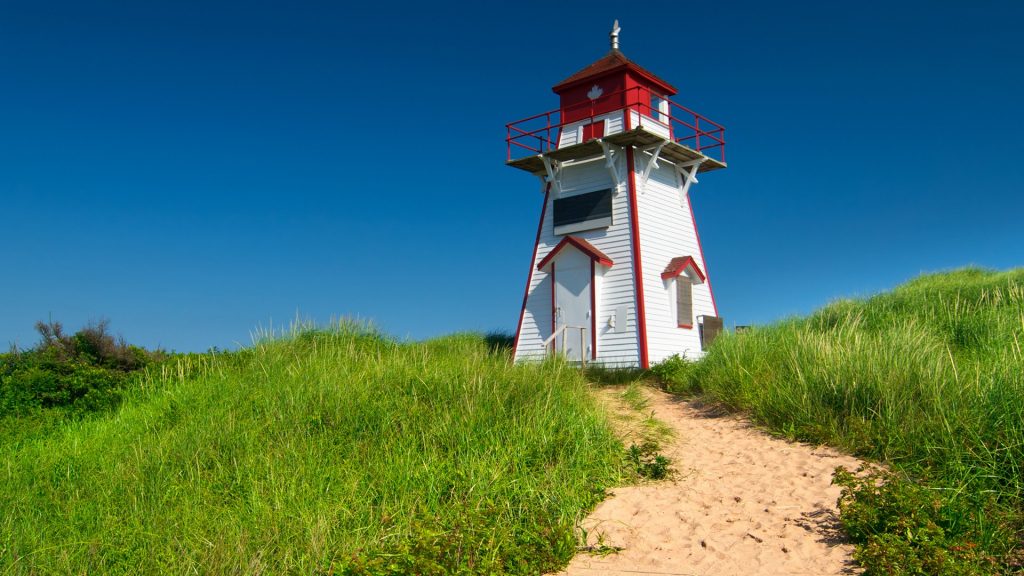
[554,387,864,576]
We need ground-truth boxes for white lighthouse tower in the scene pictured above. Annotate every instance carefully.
[507,22,726,369]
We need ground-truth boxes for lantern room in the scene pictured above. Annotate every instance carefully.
[505,22,726,176]
[553,47,677,132]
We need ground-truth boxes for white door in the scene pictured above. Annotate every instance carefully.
[553,249,591,361]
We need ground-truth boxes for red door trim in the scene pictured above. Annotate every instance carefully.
[590,259,597,359]
[550,262,556,353]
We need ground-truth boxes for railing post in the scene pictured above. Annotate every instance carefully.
[580,327,586,368]
[695,115,700,151]
[546,111,551,152]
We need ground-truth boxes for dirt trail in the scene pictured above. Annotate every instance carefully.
[555,387,864,576]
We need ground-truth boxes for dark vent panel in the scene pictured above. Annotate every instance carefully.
[553,189,612,235]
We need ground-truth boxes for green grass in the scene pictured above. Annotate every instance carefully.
[656,267,1024,574]
[0,323,627,574]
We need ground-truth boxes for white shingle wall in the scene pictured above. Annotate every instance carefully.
[514,149,641,366]
[634,152,718,364]
[514,145,718,367]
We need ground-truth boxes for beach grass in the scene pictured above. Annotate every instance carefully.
[0,324,627,574]
[656,267,1024,573]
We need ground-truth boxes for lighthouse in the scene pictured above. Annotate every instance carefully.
[507,22,726,369]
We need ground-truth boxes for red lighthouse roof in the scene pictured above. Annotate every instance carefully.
[552,49,677,96]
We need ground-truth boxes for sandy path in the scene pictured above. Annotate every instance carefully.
[556,387,864,576]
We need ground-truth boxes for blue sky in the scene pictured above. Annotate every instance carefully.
[2,1,1022,352]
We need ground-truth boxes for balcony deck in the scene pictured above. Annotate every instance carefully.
[507,126,727,175]
[505,87,726,177]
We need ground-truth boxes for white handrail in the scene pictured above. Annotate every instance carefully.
[541,325,590,366]
[541,325,567,348]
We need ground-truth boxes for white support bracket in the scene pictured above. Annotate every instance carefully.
[535,174,548,195]
[541,156,561,197]
[638,142,666,193]
[598,140,624,196]
[675,158,705,205]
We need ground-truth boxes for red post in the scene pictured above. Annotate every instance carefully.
[695,115,700,151]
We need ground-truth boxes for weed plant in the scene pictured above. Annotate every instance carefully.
[655,268,1024,573]
[0,323,626,574]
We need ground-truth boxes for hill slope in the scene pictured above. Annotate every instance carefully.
[0,326,626,574]
[659,267,1024,573]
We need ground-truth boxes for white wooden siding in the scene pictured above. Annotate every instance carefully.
[605,111,624,135]
[628,110,671,139]
[515,149,641,366]
[557,111,626,148]
[558,125,580,148]
[634,152,717,363]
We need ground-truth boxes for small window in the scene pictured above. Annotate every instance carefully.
[676,277,693,328]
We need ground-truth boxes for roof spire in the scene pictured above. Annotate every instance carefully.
[609,19,621,51]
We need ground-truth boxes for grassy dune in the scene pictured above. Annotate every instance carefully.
[658,268,1024,573]
[0,326,626,574]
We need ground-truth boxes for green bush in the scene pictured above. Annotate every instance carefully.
[648,354,697,393]
[0,320,162,417]
[834,466,1003,575]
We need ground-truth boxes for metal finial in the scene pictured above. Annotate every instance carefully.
[610,20,621,50]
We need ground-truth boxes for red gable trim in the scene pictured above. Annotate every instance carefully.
[661,255,707,283]
[536,236,614,271]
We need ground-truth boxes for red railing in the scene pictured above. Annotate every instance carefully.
[506,86,726,164]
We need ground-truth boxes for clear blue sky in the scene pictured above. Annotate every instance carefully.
[3,1,1022,352]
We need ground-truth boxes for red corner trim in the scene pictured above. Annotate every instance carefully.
[536,235,614,271]
[513,187,550,356]
[590,259,597,359]
[660,255,707,282]
[626,147,649,370]
[686,192,719,316]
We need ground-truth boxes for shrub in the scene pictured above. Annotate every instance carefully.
[0,320,163,417]
[834,466,1004,575]
[648,354,697,394]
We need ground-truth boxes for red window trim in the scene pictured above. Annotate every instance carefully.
[660,255,706,282]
